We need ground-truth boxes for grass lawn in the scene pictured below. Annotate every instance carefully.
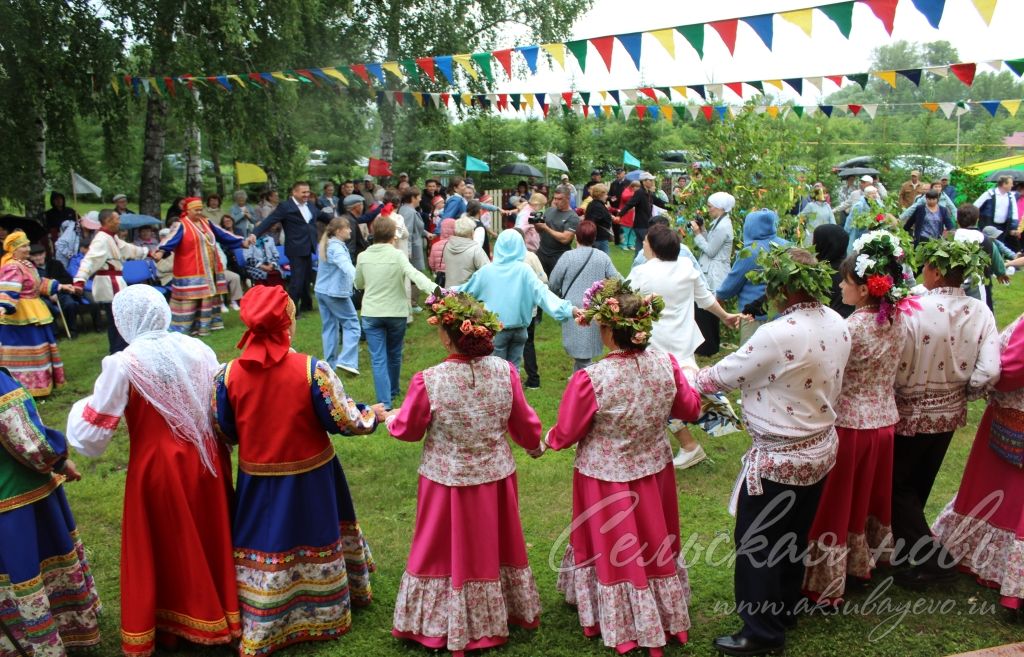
[37,245,1024,657]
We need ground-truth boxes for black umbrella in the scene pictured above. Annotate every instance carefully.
[0,215,46,242]
[836,167,880,178]
[984,169,1024,183]
[497,162,543,177]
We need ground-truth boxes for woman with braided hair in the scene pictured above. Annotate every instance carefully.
[385,290,544,655]
[543,278,703,655]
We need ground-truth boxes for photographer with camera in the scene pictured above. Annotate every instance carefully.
[691,191,736,356]
[534,186,580,276]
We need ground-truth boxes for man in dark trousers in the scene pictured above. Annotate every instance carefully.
[253,181,322,318]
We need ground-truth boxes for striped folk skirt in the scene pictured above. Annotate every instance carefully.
[0,321,65,397]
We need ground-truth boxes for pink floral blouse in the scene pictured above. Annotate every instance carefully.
[834,307,908,430]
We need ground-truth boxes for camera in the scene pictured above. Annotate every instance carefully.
[693,214,705,228]
[527,211,545,225]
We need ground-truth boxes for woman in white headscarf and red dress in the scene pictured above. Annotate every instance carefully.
[213,284,381,656]
[66,284,240,656]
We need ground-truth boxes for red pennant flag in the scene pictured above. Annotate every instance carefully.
[848,104,863,116]
[397,92,408,106]
[636,105,648,121]
[163,76,176,97]
[582,105,590,117]
[180,74,194,90]
[350,64,371,84]
[701,105,714,121]
[368,158,393,177]
[591,36,615,72]
[440,92,450,106]
[498,93,508,111]
[416,57,436,82]
[542,103,550,118]
[248,72,263,86]
[861,0,898,35]
[123,74,132,87]
[725,82,744,97]
[562,92,574,107]
[709,19,739,55]
[950,63,976,86]
[826,75,844,87]
[492,49,513,78]
[639,87,657,101]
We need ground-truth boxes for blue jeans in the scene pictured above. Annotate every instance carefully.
[594,239,610,253]
[316,292,360,370]
[492,326,528,368]
[633,227,648,256]
[361,316,407,407]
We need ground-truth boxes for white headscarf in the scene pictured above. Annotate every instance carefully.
[707,191,736,213]
[113,285,221,475]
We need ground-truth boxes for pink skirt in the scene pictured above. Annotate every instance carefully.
[803,425,895,604]
[391,473,540,655]
[933,405,1024,609]
[556,464,690,656]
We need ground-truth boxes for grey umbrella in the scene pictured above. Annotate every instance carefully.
[984,169,1024,183]
[836,167,880,178]
[497,162,543,177]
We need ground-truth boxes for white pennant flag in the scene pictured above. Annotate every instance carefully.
[622,88,639,102]
[686,104,701,120]
[71,172,103,197]
[753,105,767,114]
[926,66,949,78]
[545,152,569,172]
[986,60,1003,71]
[805,77,823,93]
[862,103,879,119]
[956,102,971,116]
[938,102,957,118]
[804,105,818,117]
[706,83,724,100]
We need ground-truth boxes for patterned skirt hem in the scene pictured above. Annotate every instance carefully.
[392,565,541,652]
[803,516,894,604]
[932,500,1024,604]
[121,616,242,657]
[556,546,691,650]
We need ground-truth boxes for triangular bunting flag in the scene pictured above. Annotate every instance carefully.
[847,104,863,116]
[376,91,389,107]
[622,105,634,119]
[938,102,956,118]
[350,64,370,84]
[461,93,474,106]
[706,83,724,100]
[784,78,804,95]
[382,61,404,80]
[416,57,437,82]
[622,89,639,102]
[980,100,1001,116]
[848,73,869,88]
[896,69,923,86]
[820,1,855,38]
[986,60,1003,71]
[754,105,767,115]
[971,0,997,25]
[671,85,687,99]
[650,29,676,58]
[150,77,163,94]
[748,80,764,94]
[523,93,535,108]
[366,63,385,85]
[792,105,805,118]
[163,76,176,96]
[411,92,424,108]
[453,54,479,80]
[709,20,739,55]
[541,43,566,69]
[690,84,705,100]
[677,24,705,59]
[780,8,814,36]
[826,75,844,87]
[492,49,513,79]
[874,71,897,88]
[541,103,550,118]
[635,105,647,121]
[862,0,899,34]
[434,56,454,83]
[863,104,878,118]
[819,104,834,117]
[661,105,674,122]
[618,33,643,70]
[322,67,348,84]
[562,92,574,107]
[925,65,949,78]
[911,0,946,28]
[701,105,714,122]
[594,106,603,119]
[922,102,939,112]
[1001,99,1020,116]
[591,36,615,71]
[509,93,520,111]
[766,105,780,118]
[423,93,436,109]
[566,40,588,72]
[639,87,657,101]
[393,92,404,106]
[1006,59,1024,77]
[440,92,450,107]
[765,79,785,91]
[227,74,246,89]
[517,46,539,75]
[726,82,745,98]
[648,105,661,121]
[608,90,621,105]
[805,77,823,93]
[656,87,671,100]
[450,93,461,107]
[956,100,971,116]
[686,105,701,120]
[580,92,591,105]
[950,63,976,86]
[741,14,774,50]
[611,105,621,118]
[715,105,728,120]
[582,105,590,118]
[470,52,494,82]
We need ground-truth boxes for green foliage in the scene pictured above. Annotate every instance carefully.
[746,243,836,304]
[916,234,991,283]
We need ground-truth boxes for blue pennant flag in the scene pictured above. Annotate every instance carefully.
[897,69,922,86]
[742,14,774,50]
[980,100,1001,117]
[607,90,620,105]
[784,78,803,95]
[690,84,705,100]
[819,105,834,117]
[260,72,276,85]
[715,105,728,120]
[217,75,232,91]
[375,91,386,107]
[617,33,643,70]
[911,0,946,29]
[647,105,661,120]
[365,63,385,85]
[594,105,603,118]
[434,56,454,83]
[517,46,539,75]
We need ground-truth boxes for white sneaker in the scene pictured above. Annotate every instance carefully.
[337,365,360,376]
[673,445,706,470]
[230,302,240,311]
[220,304,230,313]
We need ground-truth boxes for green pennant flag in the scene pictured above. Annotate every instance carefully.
[580,91,591,105]
[847,73,869,89]
[677,24,704,59]
[792,106,804,118]
[819,1,854,39]
[748,80,764,94]
[566,40,588,73]
[286,69,312,83]
[1006,58,1024,77]
[465,155,490,172]
[510,93,521,111]
[401,59,421,85]
[470,53,494,83]
[452,93,463,107]
[623,150,641,167]
[656,87,671,100]
[611,105,621,118]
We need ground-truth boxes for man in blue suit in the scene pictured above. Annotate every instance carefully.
[253,181,323,317]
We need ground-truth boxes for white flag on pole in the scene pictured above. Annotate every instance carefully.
[71,172,102,197]
[545,152,569,172]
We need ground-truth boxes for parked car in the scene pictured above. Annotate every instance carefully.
[307,150,328,168]
[832,154,953,179]
[422,150,459,175]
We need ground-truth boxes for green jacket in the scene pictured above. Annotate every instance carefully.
[354,243,436,317]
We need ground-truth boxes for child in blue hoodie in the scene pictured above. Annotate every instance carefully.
[716,209,790,343]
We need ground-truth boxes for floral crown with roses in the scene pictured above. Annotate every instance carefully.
[425,289,503,338]
[578,278,664,347]
[849,230,918,324]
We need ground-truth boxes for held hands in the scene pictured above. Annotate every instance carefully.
[150,250,163,262]
[526,441,547,459]
[369,403,389,423]
[62,459,82,482]
[722,313,744,330]
[57,284,76,294]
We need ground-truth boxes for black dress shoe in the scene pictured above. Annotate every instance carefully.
[893,566,957,590]
[713,633,785,656]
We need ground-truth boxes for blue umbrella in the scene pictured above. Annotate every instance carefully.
[624,170,651,182]
[118,213,162,229]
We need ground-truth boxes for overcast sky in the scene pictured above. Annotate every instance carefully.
[495,0,1023,107]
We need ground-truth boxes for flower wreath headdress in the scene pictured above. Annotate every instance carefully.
[850,230,918,324]
[915,234,991,289]
[425,289,503,338]
[577,278,664,347]
[746,244,834,304]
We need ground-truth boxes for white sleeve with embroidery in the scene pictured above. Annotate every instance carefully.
[67,354,131,456]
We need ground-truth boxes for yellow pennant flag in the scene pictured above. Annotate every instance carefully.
[780,9,814,36]
[671,85,688,99]
[271,71,297,82]
[1001,99,1021,116]
[229,74,245,89]
[452,54,479,80]
[148,77,161,95]
[660,105,674,121]
[922,102,940,112]
[541,43,566,70]
[523,93,535,108]
[972,0,997,25]
[235,162,268,185]
[321,67,348,84]
[603,105,613,117]
[461,93,474,107]
[382,61,404,80]
[765,79,784,90]
[874,71,897,88]
[766,106,780,118]
[111,77,120,94]
[649,29,676,58]
[411,92,425,107]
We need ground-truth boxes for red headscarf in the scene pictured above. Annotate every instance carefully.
[236,285,294,367]
[181,196,203,222]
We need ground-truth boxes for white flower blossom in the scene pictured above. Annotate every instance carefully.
[855,254,876,277]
